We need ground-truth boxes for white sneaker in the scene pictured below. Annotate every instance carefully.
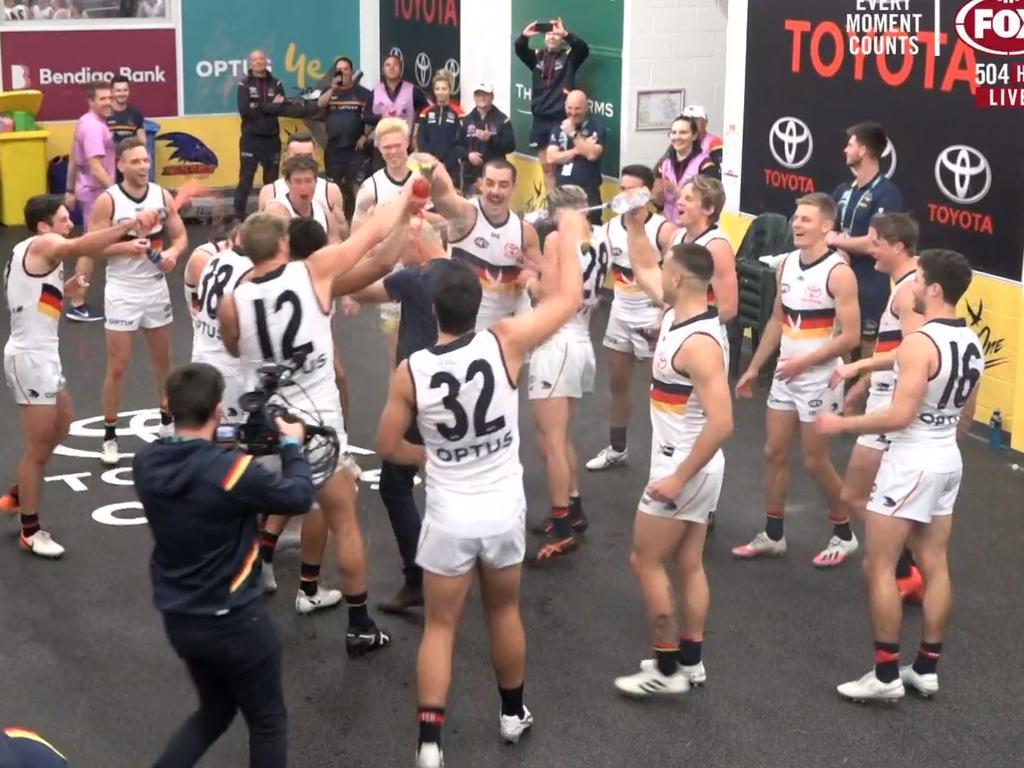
[614,666,690,697]
[900,665,939,697]
[20,530,65,559]
[812,533,859,568]
[100,439,120,467]
[837,671,905,702]
[499,705,533,744]
[295,586,343,614]
[276,530,301,552]
[415,742,444,768]
[640,658,707,686]
[261,563,277,594]
[731,531,787,559]
[585,446,628,471]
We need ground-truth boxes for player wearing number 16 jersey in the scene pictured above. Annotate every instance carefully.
[376,209,586,768]
[526,186,605,560]
[818,249,982,703]
[221,193,420,656]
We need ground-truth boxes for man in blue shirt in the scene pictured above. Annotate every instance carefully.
[349,220,454,613]
[547,90,607,224]
[828,122,904,359]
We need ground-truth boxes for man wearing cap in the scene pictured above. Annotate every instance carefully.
[457,83,516,194]
[683,104,723,167]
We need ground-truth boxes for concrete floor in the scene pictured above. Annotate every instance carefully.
[0,225,1022,767]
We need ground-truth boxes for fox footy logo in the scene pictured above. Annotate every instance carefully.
[956,0,1024,56]
[157,132,218,176]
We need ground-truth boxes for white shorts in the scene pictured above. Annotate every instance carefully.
[415,517,526,577]
[767,364,842,423]
[639,470,723,524]
[602,312,659,360]
[856,390,893,450]
[528,339,595,400]
[866,456,962,524]
[105,279,173,332]
[4,350,64,405]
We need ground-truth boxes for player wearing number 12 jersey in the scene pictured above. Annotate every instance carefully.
[526,186,605,560]
[221,192,420,656]
[376,209,586,768]
[819,249,982,703]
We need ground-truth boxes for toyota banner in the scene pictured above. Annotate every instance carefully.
[739,0,1023,280]
[379,0,462,102]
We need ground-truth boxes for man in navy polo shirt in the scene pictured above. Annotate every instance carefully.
[827,122,904,359]
[547,90,607,225]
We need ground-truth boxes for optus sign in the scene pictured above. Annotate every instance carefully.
[180,0,359,114]
[955,0,1024,56]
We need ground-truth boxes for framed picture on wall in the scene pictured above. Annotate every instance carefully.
[636,89,685,131]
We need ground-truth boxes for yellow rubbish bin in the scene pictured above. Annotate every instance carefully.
[0,130,50,226]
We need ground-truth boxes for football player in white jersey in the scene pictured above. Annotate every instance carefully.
[732,193,861,564]
[258,131,347,237]
[90,137,188,466]
[524,186,602,561]
[182,225,235,318]
[264,155,341,244]
[610,213,733,698]
[375,210,586,768]
[586,166,676,472]
[819,249,982,702]
[829,213,925,591]
[422,155,543,330]
[221,191,422,656]
[670,177,738,327]
[3,194,159,558]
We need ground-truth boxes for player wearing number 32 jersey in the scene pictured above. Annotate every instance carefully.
[818,249,982,704]
[221,194,420,657]
[376,209,586,768]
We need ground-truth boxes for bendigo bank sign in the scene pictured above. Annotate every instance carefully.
[740,0,1019,280]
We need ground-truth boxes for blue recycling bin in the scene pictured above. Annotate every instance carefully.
[145,119,160,181]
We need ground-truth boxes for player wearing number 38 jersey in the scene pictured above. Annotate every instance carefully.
[376,209,586,768]
[817,249,982,704]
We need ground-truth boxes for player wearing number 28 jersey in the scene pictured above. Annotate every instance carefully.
[376,208,586,768]
[526,186,605,560]
[818,249,982,704]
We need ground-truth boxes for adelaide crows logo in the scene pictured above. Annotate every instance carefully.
[156,132,218,177]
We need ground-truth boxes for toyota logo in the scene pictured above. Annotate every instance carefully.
[882,138,897,179]
[415,52,432,88]
[769,117,813,170]
[389,46,404,66]
[934,144,991,205]
[444,57,461,95]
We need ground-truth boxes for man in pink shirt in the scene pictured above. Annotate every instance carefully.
[65,82,116,322]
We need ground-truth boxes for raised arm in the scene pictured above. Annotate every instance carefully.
[624,209,665,306]
[492,209,585,380]
[416,154,477,239]
[330,222,410,297]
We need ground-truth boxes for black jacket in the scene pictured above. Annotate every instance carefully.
[514,33,590,120]
[457,106,515,183]
[135,439,314,617]
[237,71,287,138]
[416,103,464,179]
[324,83,373,149]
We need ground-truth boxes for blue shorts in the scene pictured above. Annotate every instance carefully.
[851,257,890,338]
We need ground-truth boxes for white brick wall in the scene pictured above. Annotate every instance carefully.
[621,0,728,170]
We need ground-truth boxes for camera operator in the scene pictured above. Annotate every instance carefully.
[136,363,314,768]
[318,56,373,225]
